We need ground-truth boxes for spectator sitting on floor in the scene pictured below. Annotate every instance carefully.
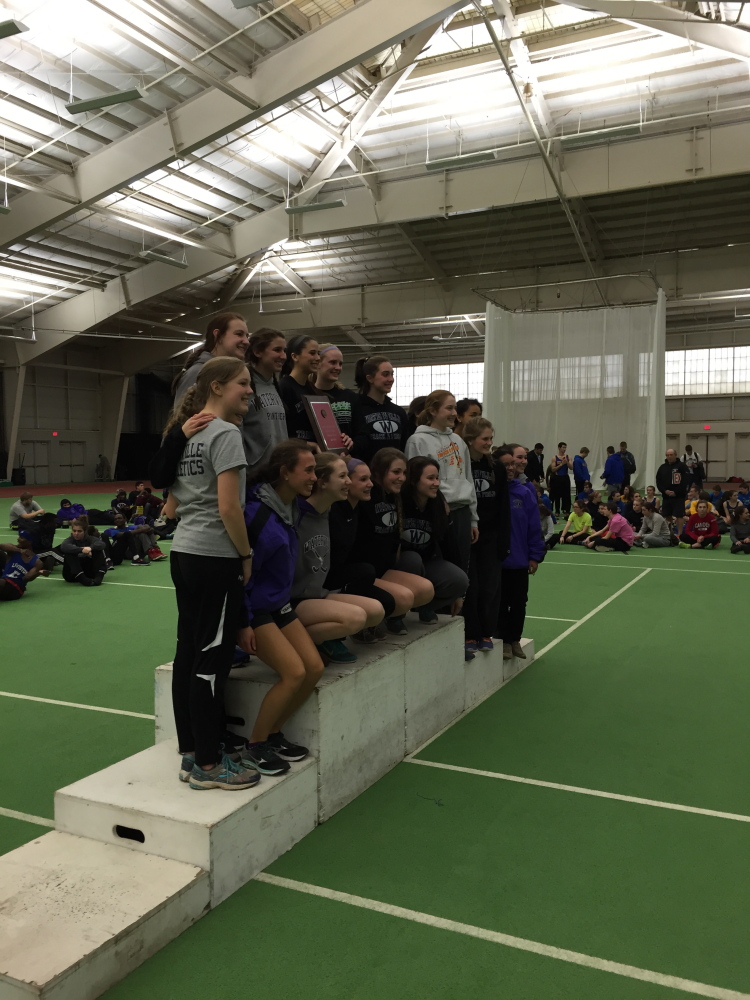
[634,501,672,548]
[111,489,132,519]
[736,483,750,509]
[59,518,107,586]
[620,485,636,507]
[643,485,660,511]
[56,498,87,527]
[536,482,552,515]
[719,491,742,534]
[540,503,559,549]
[576,480,594,503]
[0,537,46,601]
[624,496,644,532]
[679,500,720,549]
[127,481,145,505]
[560,499,592,544]
[101,512,166,566]
[18,512,62,572]
[708,483,724,509]
[9,491,44,528]
[729,506,750,554]
[686,489,716,517]
[586,492,606,529]
[585,501,634,553]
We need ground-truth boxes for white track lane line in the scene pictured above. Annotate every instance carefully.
[255,874,750,1000]
[0,806,54,828]
[0,690,154,720]
[534,569,651,661]
[39,576,173,591]
[526,615,578,622]
[405,758,750,824]
[409,569,651,758]
[548,560,749,576]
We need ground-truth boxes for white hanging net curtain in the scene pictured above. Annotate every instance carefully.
[482,278,666,489]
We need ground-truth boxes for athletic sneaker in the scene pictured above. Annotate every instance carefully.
[188,754,260,790]
[241,741,290,776]
[267,731,309,762]
[418,608,438,624]
[179,752,195,782]
[131,555,151,566]
[510,641,526,659]
[464,640,477,662]
[478,638,494,652]
[594,545,611,553]
[372,622,388,641]
[317,639,357,662]
[105,558,114,571]
[678,541,690,549]
[148,546,167,561]
[385,616,407,635]
[351,627,377,644]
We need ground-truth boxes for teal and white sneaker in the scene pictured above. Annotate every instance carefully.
[188,753,260,790]
[179,752,195,782]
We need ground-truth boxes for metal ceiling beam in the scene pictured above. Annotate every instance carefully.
[266,256,315,297]
[21,117,750,338]
[561,0,750,59]
[0,0,466,250]
[490,0,555,138]
[295,22,445,207]
[216,252,270,307]
[395,223,448,282]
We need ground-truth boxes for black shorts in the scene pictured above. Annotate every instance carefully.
[250,603,297,630]
[661,496,686,518]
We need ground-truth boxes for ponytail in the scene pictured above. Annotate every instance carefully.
[171,312,246,396]
[354,355,390,393]
[164,356,248,433]
[281,335,315,378]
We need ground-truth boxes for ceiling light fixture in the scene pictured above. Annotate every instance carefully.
[0,19,28,39]
[285,200,346,216]
[139,249,189,269]
[259,307,304,315]
[65,88,144,115]
[231,0,265,7]
[425,151,495,172]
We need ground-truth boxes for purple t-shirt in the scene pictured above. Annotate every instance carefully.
[608,513,634,545]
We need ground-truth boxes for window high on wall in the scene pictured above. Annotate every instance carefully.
[394,347,750,405]
[392,363,484,407]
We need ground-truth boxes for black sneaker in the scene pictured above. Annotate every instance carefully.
[385,616,407,635]
[267,731,309,762]
[351,627,377,644]
[240,740,290,775]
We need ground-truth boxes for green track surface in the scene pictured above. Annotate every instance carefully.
[2,501,749,999]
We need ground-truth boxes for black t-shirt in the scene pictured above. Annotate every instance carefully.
[279,375,316,442]
[319,385,358,439]
[350,484,400,576]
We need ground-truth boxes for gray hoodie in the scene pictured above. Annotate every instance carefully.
[405,425,478,524]
[641,511,671,542]
[176,355,288,471]
[291,502,329,602]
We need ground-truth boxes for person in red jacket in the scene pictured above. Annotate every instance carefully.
[679,500,720,549]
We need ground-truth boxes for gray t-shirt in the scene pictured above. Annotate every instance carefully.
[171,418,247,558]
[10,500,41,521]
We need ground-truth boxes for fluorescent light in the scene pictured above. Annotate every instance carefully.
[425,151,495,172]
[285,200,346,216]
[0,19,28,39]
[65,88,143,115]
[259,307,304,315]
[106,211,207,249]
[560,125,642,148]
[231,0,265,7]
[139,250,188,269]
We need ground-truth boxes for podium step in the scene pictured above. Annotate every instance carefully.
[0,831,207,1000]
[54,740,317,906]
[464,637,535,711]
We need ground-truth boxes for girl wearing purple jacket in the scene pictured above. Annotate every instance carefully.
[495,445,545,662]
[237,440,324,778]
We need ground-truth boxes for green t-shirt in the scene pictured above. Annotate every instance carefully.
[568,510,592,534]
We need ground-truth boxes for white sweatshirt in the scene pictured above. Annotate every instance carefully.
[405,425,478,524]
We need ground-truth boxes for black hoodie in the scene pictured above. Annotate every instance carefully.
[352,394,409,464]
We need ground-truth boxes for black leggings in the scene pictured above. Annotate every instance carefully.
[62,549,107,582]
[731,541,750,554]
[595,537,631,552]
[496,567,529,644]
[0,581,23,601]
[170,551,243,767]
[103,532,135,565]
[550,476,570,516]
[331,562,396,619]
[462,531,501,640]
[679,533,719,549]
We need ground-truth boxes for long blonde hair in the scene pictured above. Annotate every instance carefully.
[164,356,248,432]
[417,389,454,426]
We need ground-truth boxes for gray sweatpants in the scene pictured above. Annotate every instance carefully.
[642,534,670,548]
[396,550,468,613]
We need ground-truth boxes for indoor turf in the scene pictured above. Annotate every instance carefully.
[2,490,749,999]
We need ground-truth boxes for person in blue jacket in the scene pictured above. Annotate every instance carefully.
[495,445,545,662]
[573,447,590,496]
[236,439,324,778]
[56,498,87,527]
[0,537,45,601]
[601,446,625,495]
